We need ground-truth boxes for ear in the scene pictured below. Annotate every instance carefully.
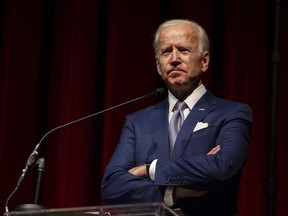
[201,51,210,72]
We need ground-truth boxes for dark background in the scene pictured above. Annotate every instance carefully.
[0,0,287,215]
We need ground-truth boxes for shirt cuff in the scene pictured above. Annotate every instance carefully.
[149,159,158,181]
[163,187,174,207]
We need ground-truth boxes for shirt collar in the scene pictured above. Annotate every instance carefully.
[168,84,206,113]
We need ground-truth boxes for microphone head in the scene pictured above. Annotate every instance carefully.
[154,88,165,96]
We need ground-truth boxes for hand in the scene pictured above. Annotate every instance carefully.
[128,164,148,177]
[207,145,221,155]
[174,187,209,198]
[128,146,221,178]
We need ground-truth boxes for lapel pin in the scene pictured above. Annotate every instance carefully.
[199,108,205,111]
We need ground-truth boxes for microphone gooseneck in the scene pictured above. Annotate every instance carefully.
[4,87,165,213]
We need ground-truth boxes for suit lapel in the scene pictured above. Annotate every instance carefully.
[150,99,170,161]
[171,91,217,158]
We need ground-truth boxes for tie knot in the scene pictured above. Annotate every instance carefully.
[173,101,187,112]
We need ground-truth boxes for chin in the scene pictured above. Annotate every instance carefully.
[170,80,187,86]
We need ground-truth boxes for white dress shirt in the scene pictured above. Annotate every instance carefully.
[149,84,206,206]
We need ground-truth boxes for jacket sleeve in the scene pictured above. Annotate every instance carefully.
[154,103,253,189]
[101,115,164,204]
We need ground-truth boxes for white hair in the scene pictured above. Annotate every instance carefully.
[153,19,210,56]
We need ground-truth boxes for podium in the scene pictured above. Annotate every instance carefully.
[6,202,182,216]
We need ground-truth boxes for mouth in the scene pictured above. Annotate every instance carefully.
[167,70,185,77]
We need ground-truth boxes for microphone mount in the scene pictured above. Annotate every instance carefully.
[4,87,165,213]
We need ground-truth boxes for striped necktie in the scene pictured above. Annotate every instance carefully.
[168,101,187,155]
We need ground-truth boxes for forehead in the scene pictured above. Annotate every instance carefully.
[158,24,198,46]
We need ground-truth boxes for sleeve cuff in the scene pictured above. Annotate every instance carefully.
[163,187,174,207]
[149,159,158,181]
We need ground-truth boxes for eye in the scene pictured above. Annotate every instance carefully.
[180,48,190,54]
[161,50,171,56]
[160,47,172,56]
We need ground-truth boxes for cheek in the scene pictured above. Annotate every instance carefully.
[188,58,204,70]
[156,61,166,74]
[158,71,167,80]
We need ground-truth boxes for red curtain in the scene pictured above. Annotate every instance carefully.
[0,0,287,215]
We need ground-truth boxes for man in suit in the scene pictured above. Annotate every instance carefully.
[101,19,253,216]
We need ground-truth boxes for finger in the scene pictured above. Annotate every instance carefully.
[174,187,209,198]
[207,145,221,155]
[192,190,209,197]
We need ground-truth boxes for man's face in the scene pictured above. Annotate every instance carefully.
[156,24,210,92]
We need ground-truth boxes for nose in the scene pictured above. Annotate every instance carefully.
[170,50,181,67]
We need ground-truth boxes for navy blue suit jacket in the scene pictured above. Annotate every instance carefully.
[101,90,253,216]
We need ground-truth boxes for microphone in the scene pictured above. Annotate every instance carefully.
[34,158,45,204]
[4,87,165,213]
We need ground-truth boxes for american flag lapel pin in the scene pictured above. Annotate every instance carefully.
[199,108,205,111]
